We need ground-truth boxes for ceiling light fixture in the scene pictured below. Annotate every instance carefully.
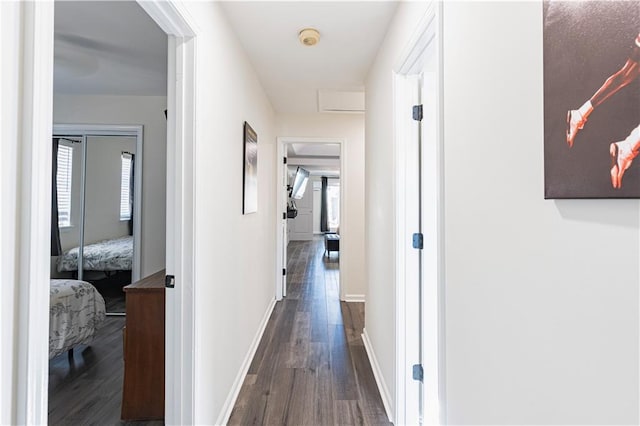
[298,28,320,47]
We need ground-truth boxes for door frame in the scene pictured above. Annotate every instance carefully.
[275,137,346,301]
[52,124,144,284]
[18,1,198,424]
[393,2,446,425]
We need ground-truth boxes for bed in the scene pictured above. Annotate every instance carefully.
[49,279,106,359]
[56,235,133,273]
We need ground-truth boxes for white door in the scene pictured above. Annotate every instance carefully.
[289,181,313,241]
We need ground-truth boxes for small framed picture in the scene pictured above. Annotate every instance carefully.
[243,121,258,214]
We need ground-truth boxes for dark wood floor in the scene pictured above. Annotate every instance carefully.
[90,271,130,313]
[48,318,162,425]
[49,238,388,425]
[229,238,391,426]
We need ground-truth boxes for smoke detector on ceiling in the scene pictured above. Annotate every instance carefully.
[298,28,320,47]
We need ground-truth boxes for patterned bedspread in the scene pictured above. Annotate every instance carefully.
[57,235,133,272]
[49,279,106,359]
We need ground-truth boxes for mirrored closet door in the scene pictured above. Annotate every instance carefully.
[51,125,143,314]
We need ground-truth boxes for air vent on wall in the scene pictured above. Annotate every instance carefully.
[318,90,365,113]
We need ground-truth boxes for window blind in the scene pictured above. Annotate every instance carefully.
[56,145,73,227]
[120,153,132,220]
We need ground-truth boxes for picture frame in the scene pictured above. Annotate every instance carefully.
[243,121,258,214]
[543,1,639,198]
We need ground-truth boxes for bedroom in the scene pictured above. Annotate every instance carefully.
[48,1,168,423]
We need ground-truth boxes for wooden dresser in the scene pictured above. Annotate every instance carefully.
[121,269,165,421]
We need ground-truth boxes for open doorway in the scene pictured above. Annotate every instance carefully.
[48,1,167,423]
[276,137,346,302]
[15,0,196,423]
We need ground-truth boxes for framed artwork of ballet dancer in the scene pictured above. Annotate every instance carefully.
[543,0,640,198]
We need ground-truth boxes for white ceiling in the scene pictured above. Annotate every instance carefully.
[52,1,398,110]
[54,1,167,96]
[287,142,340,157]
[220,1,399,113]
[287,142,340,176]
[289,165,339,178]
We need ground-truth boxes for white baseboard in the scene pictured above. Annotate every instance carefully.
[216,298,276,426]
[362,328,393,422]
[342,294,365,303]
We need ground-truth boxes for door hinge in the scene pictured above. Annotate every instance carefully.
[283,157,287,164]
[412,364,423,382]
[412,233,424,249]
[165,274,175,288]
[283,212,286,220]
[412,104,423,121]
[283,268,287,276]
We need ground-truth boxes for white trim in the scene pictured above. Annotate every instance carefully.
[393,72,421,426]
[343,294,365,303]
[138,0,198,37]
[276,137,347,301]
[135,1,198,424]
[215,298,277,426]
[362,328,393,422]
[393,2,446,425]
[394,3,438,76]
[16,2,55,424]
[52,124,144,284]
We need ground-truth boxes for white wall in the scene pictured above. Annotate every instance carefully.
[442,2,638,424]
[179,2,277,423]
[364,1,432,414]
[53,95,167,277]
[277,113,366,298]
[366,1,639,424]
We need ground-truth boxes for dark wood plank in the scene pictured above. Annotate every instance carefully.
[281,368,316,426]
[283,312,310,368]
[334,400,366,426]
[342,301,365,346]
[350,345,392,425]
[330,324,359,401]
[261,367,294,425]
[309,342,334,425]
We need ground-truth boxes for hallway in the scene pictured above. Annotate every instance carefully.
[228,238,390,425]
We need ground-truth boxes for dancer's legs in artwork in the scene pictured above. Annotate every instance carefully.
[610,125,640,189]
[566,35,640,147]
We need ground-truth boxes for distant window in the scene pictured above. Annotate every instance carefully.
[327,183,340,229]
[56,144,73,227]
[120,153,132,221]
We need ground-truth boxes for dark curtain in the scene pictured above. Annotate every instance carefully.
[128,154,135,236]
[51,138,62,256]
[320,176,329,233]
